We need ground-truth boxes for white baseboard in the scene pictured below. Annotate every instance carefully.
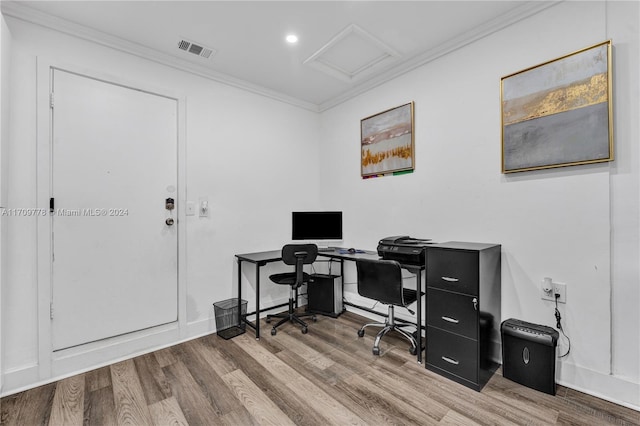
[2,363,40,396]
[557,362,640,411]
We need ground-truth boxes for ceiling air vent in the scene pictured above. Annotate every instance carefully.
[177,39,215,59]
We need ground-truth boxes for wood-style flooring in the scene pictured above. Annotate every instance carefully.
[1,311,638,425]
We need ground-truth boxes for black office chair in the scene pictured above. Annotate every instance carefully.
[356,258,418,355]
[266,244,318,335]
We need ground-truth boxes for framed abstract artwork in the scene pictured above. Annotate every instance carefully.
[501,40,613,173]
[361,102,414,178]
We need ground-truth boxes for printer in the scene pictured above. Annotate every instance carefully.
[377,236,434,265]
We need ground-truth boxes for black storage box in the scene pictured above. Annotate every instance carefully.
[213,298,247,339]
[501,318,559,395]
[307,274,342,317]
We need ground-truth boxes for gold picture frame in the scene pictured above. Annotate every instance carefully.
[361,102,415,178]
[501,40,613,173]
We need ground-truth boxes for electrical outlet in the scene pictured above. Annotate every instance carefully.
[541,279,567,303]
[553,282,567,304]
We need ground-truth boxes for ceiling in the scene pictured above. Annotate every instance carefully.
[2,1,559,111]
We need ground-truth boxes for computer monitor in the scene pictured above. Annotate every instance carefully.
[291,211,343,247]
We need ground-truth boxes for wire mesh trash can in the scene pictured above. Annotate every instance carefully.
[213,298,247,339]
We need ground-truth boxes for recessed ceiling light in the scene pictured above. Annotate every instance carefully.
[286,34,298,44]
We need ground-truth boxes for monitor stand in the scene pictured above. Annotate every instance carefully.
[294,240,341,252]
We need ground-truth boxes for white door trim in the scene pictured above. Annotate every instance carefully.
[36,57,187,378]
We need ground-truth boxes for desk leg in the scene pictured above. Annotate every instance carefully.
[255,262,261,339]
[416,271,422,364]
[340,259,345,312]
[237,258,242,332]
[237,259,241,301]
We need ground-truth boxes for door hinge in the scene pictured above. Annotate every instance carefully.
[50,303,54,319]
[50,93,54,109]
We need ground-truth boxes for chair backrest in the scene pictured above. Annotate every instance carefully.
[356,258,405,306]
[281,244,318,265]
[282,244,318,285]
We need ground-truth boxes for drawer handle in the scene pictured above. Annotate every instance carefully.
[441,316,459,324]
[442,356,459,365]
[441,276,459,283]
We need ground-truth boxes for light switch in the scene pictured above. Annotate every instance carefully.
[186,201,195,216]
[199,198,209,217]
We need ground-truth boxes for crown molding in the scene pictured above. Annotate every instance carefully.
[2,1,561,114]
[0,1,320,112]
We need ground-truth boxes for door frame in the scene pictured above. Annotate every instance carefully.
[36,57,187,378]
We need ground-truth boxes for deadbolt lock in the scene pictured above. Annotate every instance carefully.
[165,198,175,210]
[165,217,175,226]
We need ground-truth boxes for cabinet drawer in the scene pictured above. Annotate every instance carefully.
[426,326,478,384]
[427,248,478,295]
[427,288,477,339]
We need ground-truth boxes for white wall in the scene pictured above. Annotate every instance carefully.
[0,13,13,395]
[1,16,320,392]
[319,1,639,409]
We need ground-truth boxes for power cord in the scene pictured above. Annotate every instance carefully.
[555,294,571,358]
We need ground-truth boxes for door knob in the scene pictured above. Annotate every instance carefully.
[165,218,174,226]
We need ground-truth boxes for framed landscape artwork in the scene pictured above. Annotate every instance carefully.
[501,40,613,173]
[361,102,414,178]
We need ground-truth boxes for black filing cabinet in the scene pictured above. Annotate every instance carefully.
[425,242,501,391]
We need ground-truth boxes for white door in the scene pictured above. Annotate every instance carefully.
[51,69,178,351]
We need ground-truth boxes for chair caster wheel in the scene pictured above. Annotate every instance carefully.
[271,328,277,336]
[302,327,308,334]
[357,329,365,337]
[372,347,380,356]
[409,346,417,356]
[312,315,317,322]
[266,318,271,324]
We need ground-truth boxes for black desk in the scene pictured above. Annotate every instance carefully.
[235,250,284,341]
[235,248,425,363]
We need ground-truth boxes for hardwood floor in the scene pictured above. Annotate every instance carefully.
[1,311,638,425]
